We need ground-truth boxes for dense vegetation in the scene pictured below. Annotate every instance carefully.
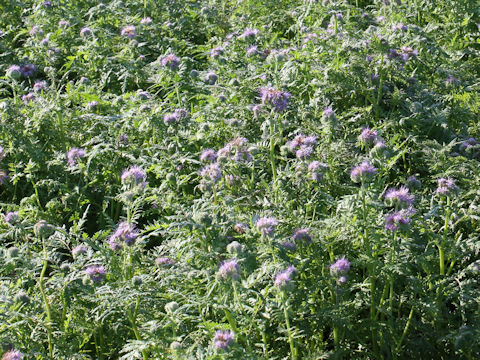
[1,0,479,359]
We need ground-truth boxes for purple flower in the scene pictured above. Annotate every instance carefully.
[218,259,240,279]
[85,265,106,283]
[281,241,297,251]
[350,161,376,183]
[308,161,328,181]
[161,54,180,70]
[358,127,378,145]
[121,25,136,38]
[163,108,187,124]
[6,65,22,79]
[400,46,417,62]
[200,149,218,162]
[87,100,98,110]
[80,27,93,37]
[256,217,278,236]
[0,146,5,161]
[239,28,259,39]
[33,80,47,92]
[329,257,350,275]
[58,20,69,28]
[210,46,224,58]
[287,134,317,154]
[291,228,312,243]
[384,186,414,207]
[205,71,218,84]
[121,166,147,188]
[21,93,35,104]
[20,64,36,77]
[246,45,258,56]
[460,137,477,151]
[274,266,297,289]
[436,178,457,196]
[5,211,20,225]
[141,17,152,25]
[385,208,415,231]
[72,245,88,257]
[259,87,291,112]
[200,163,222,183]
[155,256,174,266]
[214,330,235,350]
[29,25,43,37]
[2,350,23,360]
[109,221,139,249]
[66,148,86,167]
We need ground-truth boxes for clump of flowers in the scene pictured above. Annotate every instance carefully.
[384,186,415,207]
[460,137,478,156]
[385,208,415,231]
[214,330,235,350]
[199,163,222,190]
[6,65,22,79]
[370,140,389,158]
[210,46,224,58]
[358,127,378,146]
[286,134,317,159]
[329,257,350,275]
[66,148,86,167]
[350,161,376,183]
[5,211,20,225]
[72,245,88,257]
[200,149,218,162]
[121,166,147,188]
[33,80,47,92]
[121,25,136,38]
[108,222,139,250]
[217,137,252,163]
[2,350,23,360]
[85,265,106,283]
[0,170,8,185]
[291,228,312,244]
[218,259,240,280]
[161,54,180,70]
[80,27,93,37]
[259,87,291,112]
[141,17,152,25]
[436,178,458,196]
[21,93,35,104]
[256,217,278,236]
[274,265,297,289]
[163,108,187,124]
[239,28,259,39]
[307,161,328,181]
[155,256,174,266]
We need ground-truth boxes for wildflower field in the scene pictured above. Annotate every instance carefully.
[1,0,480,359]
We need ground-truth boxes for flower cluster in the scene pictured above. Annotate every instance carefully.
[384,186,415,207]
[259,87,291,112]
[5,211,20,225]
[274,266,297,289]
[329,257,350,284]
[307,161,329,181]
[217,137,252,163]
[218,259,240,280]
[108,222,139,250]
[350,161,376,183]
[121,166,147,188]
[287,134,317,159]
[161,54,180,70]
[85,265,106,283]
[2,350,23,360]
[436,178,457,196]
[66,148,86,167]
[163,108,187,124]
[256,217,278,236]
[358,127,378,145]
[214,330,235,350]
[385,208,415,231]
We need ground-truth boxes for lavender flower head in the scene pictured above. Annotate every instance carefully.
[5,211,20,225]
[259,87,291,112]
[72,245,88,257]
[291,228,312,243]
[358,127,378,145]
[287,134,317,159]
[210,46,224,58]
[274,265,297,289]
[33,80,47,92]
[400,46,417,62]
[200,149,218,162]
[155,256,175,266]
[460,138,478,152]
[141,17,152,25]
[436,178,457,196]
[121,25,136,38]
[163,108,187,124]
[329,257,351,275]
[218,259,240,280]
[308,161,328,181]
[21,93,35,104]
[246,45,258,56]
[256,217,278,236]
[121,166,147,188]
[0,170,8,185]
[200,163,222,183]
[58,20,70,28]
[109,221,139,249]
[445,75,459,86]
[0,146,5,160]
[214,330,235,350]
[350,161,376,183]
[2,350,23,360]
[406,175,422,190]
[384,186,414,207]
[161,54,180,70]
[20,64,36,77]
[385,208,415,231]
[66,148,86,166]
[239,28,259,39]
[6,65,22,79]
[80,27,93,37]
[85,265,106,283]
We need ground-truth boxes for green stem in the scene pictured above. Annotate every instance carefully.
[39,237,54,358]
[128,297,148,360]
[282,293,297,360]
[396,306,414,352]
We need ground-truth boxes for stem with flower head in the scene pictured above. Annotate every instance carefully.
[438,196,451,276]
[127,296,148,360]
[269,111,278,186]
[39,235,54,358]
